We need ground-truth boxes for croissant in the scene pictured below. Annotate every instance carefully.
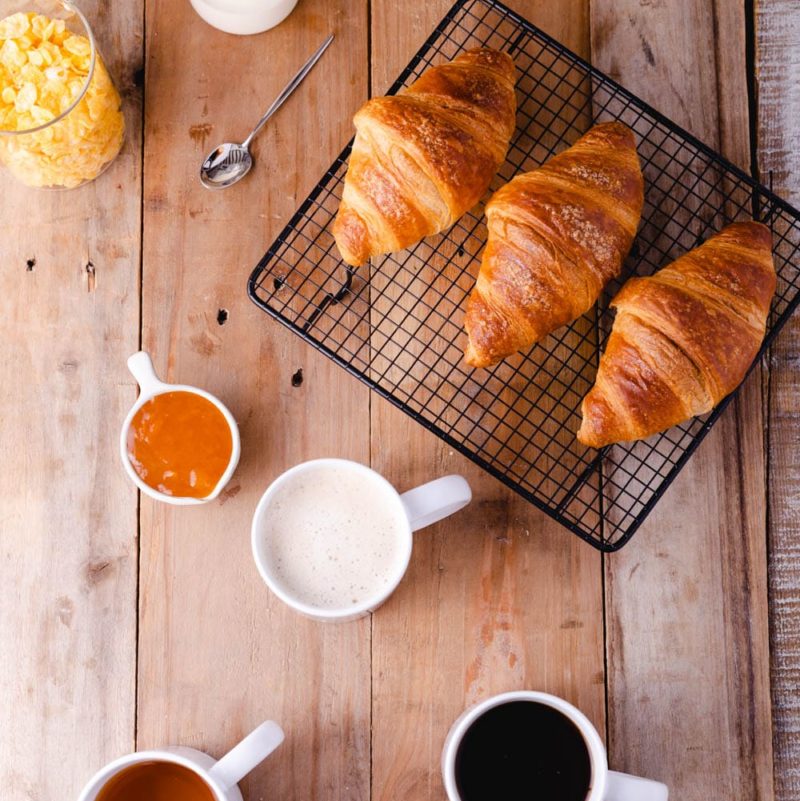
[577,221,776,448]
[333,48,516,267]
[464,121,644,368]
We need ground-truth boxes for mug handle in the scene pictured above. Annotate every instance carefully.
[400,475,472,532]
[207,720,285,791]
[606,771,668,801]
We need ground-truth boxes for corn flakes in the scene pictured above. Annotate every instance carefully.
[0,11,124,187]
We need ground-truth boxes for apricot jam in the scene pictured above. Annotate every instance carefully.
[127,391,233,499]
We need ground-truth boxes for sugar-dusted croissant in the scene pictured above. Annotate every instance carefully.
[577,221,776,448]
[333,48,516,267]
[464,121,644,368]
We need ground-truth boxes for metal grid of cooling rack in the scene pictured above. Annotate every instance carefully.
[247,0,800,551]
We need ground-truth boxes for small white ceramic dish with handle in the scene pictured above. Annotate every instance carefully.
[119,351,241,506]
[77,719,284,801]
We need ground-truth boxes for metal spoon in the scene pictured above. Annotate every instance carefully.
[201,33,335,189]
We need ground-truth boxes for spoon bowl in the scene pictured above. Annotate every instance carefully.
[201,142,253,189]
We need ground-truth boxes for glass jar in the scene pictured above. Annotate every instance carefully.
[0,0,124,188]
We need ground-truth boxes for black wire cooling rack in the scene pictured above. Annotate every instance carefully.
[248,0,800,551]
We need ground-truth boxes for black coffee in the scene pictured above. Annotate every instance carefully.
[454,701,592,801]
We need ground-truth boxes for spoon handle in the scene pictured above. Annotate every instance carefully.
[242,33,335,150]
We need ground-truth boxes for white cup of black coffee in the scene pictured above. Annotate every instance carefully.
[441,691,668,801]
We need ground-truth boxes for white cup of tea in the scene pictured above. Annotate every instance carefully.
[442,691,668,801]
[251,458,472,621]
[77,720,284,801]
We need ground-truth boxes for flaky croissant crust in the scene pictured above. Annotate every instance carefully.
[464,121,644,368]
[333,48,517,267]
[577,221,776,448]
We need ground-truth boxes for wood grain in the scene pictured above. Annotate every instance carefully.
[2,3,795,801]
[368,4,605,800]
[137,3,372,800]
[757,2,800,797]
[0,3,143,800]
[591,1,774,798]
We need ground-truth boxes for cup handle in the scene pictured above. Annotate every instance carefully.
[207,720,285,791]
[127,351,168,396]
[605,770,668,801]
[400,475,472,532]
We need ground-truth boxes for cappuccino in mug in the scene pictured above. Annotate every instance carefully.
[257,462,407,609]
[252,459,472,621]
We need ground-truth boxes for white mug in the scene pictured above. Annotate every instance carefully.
[119,351,241,506]
[442,692,668,801]
[251,458,472,621]
[77,720,284,801]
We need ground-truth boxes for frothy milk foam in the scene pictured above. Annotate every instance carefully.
[259,464,407,609]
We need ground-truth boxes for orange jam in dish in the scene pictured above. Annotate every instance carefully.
[127,391,233,499]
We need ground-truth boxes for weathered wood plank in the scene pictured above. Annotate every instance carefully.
[368,4,605,800]
[0,3,143,799]
[137,3,372,800]
[757,2,800,798]
[592,1,774,798]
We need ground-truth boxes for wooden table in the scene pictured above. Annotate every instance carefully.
[2,1,798,799]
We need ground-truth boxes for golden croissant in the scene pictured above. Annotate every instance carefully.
[577,221,776,448]
[333,48,516,267]
[464,121,644,368]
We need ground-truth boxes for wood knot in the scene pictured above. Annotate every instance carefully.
[218,484,242,505]
[188,123,213,148]
[85,261,96,292]
[56,595,74,627]
[85,559,112,586]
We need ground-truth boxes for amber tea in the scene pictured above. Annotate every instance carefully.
[95,761,216,801]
